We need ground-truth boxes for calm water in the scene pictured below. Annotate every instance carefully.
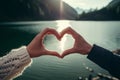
[3,21,120,80]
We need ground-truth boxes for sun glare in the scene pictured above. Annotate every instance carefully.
[56,20,71,53]
[60,0,63,19]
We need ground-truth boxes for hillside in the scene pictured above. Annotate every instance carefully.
[0,0,78,22]
[78,0,120,20]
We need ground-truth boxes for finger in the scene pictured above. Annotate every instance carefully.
[61,48,75,58]
[47,30,61,40]
[40,28,60,40]
[45,50,61,58]
[40,28,54,39]
[60,27,78,39]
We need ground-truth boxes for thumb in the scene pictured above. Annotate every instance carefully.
[45,50,61,58]
[61,48,75,58]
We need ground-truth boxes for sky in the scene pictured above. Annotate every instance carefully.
[62,0,112,9]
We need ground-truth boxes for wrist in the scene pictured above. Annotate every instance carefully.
[26,46,33,58]
[84,44,93,55]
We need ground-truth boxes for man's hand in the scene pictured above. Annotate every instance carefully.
[27,28,61,58]
[61,27,93,58]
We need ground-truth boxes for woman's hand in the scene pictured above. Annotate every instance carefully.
[27,28,61,58]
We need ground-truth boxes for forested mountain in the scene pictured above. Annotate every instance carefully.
[78,0,120,20]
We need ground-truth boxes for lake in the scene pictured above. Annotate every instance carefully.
[1,20,120,80]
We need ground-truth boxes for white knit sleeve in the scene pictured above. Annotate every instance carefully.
[0,46,32,80]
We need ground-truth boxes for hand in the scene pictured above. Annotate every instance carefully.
[61,27,93,58]
[27,28,61,58]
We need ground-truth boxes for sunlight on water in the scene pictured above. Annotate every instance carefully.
[56,20,71,54]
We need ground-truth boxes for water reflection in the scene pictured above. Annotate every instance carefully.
[56,20,74,53]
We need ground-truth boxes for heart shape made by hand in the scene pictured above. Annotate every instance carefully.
[42,29,75,56]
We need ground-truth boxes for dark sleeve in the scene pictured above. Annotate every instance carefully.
[87,44,120,79]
